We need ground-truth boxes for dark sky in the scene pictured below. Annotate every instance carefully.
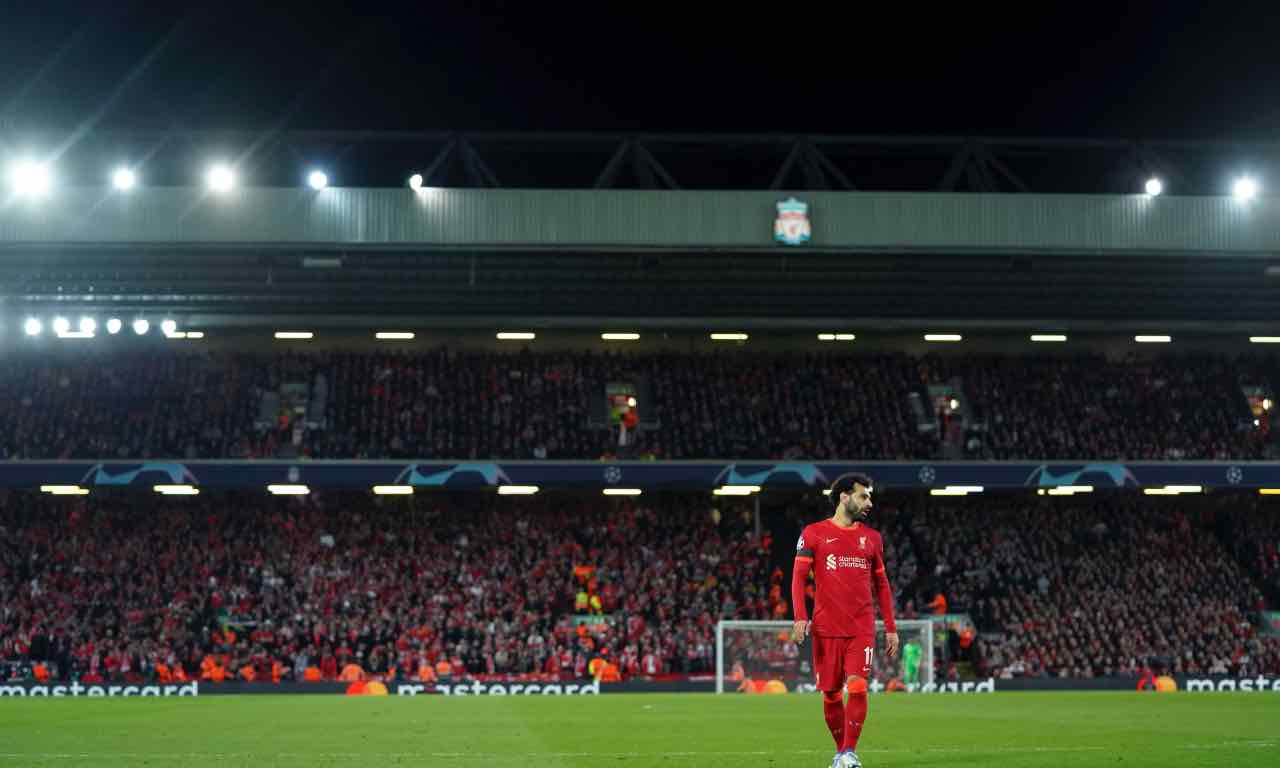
[1,0,1278,138]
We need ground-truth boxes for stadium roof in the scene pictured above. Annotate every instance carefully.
[4,132,1280,330]
[1,190,1278,330]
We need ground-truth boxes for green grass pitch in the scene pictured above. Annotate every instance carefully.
[1,692,1277,766]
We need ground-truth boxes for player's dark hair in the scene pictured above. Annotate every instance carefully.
[828,472,873,508]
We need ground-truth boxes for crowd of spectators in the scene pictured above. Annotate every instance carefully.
[3,346,1279,686]
[0,348,1271,462]
[1219,499,1280,608]
[0,351,268,460]
[275,349,935,461]
[908,495,1280,679]
[8,485,1275,686]
[0,491,779,685]
[947,354,1268,460]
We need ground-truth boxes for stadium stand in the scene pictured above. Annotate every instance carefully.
[0,352,267,460]
[909,496,1280,679]
[0,492,777,684]
[952,353,1268,460]
[0,349,1271,462]
[3,491,1278,684]
[1220,499,1280,610]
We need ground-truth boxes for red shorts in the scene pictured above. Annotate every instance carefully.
[812,634,875,692]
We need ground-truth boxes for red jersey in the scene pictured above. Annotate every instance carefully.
[792,519,896,637]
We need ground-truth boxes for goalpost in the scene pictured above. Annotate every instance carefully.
[715,619,935,694]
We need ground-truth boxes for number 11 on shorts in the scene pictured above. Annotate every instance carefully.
[865,646,872,667]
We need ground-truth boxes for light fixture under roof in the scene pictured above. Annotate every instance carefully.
[930,486,984,496]
[1044,485,1094,496]
[713,485,760,496]
[1143,485,1203,496]
[497,485,540,495]
[155,485,199,496]
[40,485,89,496]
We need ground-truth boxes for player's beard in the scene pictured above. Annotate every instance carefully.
[848,504,870,523]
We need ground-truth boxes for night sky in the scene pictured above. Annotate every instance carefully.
[1,1,1277,138]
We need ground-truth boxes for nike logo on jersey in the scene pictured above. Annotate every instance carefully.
[825,538,838,543]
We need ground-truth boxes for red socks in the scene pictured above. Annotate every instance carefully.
[821,690,844,749]
[842,677,869,752]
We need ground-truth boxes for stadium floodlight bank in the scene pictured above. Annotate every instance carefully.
[715,619,934,694]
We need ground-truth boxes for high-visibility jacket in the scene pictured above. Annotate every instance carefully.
[340,663,365,682]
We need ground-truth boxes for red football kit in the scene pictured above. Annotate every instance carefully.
[793,522,896,691]
[792,517,897,754]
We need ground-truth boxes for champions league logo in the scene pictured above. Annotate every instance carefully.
[774,198,811,245]
[1023,463,1139,488]
[713,463,828,488]
[81,463,199,486]
[393,463,512,488]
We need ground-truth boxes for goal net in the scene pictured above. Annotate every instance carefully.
[715,619,934,694]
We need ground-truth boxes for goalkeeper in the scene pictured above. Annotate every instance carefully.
[901,639,923,687]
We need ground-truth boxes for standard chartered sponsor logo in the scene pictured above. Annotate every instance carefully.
[396,680,601,696]
[0,682,198,697]
[825,555,868,571]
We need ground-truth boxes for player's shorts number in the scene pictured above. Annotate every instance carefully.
[864,646,873,667]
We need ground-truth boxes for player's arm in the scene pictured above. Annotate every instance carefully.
[791,531,813,643]
[872,537,899,658]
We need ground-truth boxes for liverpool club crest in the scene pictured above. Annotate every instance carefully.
[774,198,811,246]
